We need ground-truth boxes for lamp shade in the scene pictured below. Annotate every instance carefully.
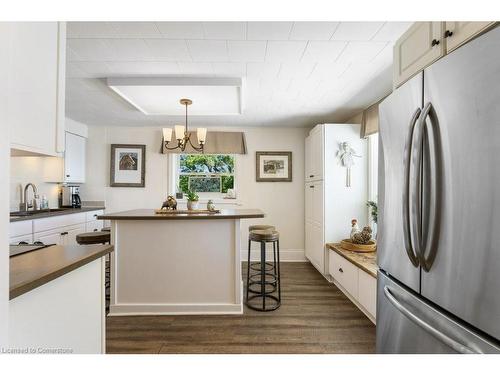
[162,128,172,143]
[174,125,185,140]
[197,128,207,144]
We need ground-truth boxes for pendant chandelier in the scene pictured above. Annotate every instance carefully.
[162,98,207,153]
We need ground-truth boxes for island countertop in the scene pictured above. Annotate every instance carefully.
[10,244,114,300]
[98,208,265,220]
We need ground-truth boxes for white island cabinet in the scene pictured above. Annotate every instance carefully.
[100,209,264,315]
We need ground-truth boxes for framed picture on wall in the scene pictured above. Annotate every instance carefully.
[110,144,146,187]
[256,151,292,182]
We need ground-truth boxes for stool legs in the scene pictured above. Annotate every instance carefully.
[261,240,266,310]
[245,237,281,312]
[246,239,251,303]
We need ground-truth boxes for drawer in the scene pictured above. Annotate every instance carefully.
[86,220,103,232]
[10,234,34,245]
[10,220,33,237]
[34,213,87,232]
[358,270,377,318]
[86,210,104,222]
[329,251,358,299]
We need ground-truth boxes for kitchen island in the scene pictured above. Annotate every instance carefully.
[98,209,264,315]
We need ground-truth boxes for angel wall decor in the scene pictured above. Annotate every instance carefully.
[336,141,361,187]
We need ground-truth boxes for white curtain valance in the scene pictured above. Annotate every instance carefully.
[161,131,247,154]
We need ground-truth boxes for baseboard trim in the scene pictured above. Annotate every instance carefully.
[240,248,307,262]
[109,302,243,316]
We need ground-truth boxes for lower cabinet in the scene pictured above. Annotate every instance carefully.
[34,223,86,246]
[10,210,104,246]
[329,250,377,323]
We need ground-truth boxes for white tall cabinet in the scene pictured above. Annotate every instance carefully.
[304,124,368,276]
[7,22,66,156]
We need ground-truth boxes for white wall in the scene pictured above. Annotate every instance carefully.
[80,126,309,261]
[0,22,11,348]
[9,157,63,211]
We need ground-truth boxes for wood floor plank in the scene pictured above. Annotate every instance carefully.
[106,262,376,354]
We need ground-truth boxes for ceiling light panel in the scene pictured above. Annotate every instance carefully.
[107,77,243,115]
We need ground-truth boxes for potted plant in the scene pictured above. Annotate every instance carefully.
[186,189,199,210]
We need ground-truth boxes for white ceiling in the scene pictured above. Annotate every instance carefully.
[65,21,411,128]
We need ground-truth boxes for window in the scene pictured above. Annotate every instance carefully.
[176,154,235,197]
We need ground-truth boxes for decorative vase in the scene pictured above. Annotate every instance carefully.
[207,199,216,211]
[187,200,199,210]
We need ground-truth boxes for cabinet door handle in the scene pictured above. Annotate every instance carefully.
[309,175,314,178]
[93,214,98,217]
[444,30,453,38]
[66,175,70,177]
[339,267,344,273]
[431,39,440,47]
[309,185,314,188]
[60,231,68,235]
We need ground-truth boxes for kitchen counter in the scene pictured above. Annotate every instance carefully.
[10,243,113,299]
[326,243,378,277]
[98,208,264,220]
[10,206,105,222]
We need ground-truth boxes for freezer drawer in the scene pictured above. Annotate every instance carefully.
[376,271,500,354]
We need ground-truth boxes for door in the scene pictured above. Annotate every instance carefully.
[34,230,63,246]
[305,180,324,272]
[393,22,444,88]
[444,22,495,53]
[378,73,422,292]
[64,224,87,246]
[64,132,86,183]
[305,135,312,181]
[308,125,323,181]
[420,26,500,341]
[9,23,59,155]
[377,272,500,354]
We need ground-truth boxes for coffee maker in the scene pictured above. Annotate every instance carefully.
[60,186,82,208]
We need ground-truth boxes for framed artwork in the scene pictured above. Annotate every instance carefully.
[110,144,146,187]
[256,151,292,182]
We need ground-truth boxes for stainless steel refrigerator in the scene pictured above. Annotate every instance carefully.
[377,26,500,354]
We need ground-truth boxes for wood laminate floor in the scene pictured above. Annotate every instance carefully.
[106,262,376,354]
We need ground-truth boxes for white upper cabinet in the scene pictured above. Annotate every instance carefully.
[394,22,496,88]
[444,22,495,53]
[64,132,86,183]
[305,125,323,181]
[393,22,444,88]
[8,22,66,156]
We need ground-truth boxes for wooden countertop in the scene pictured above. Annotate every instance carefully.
[98,208,265,220]
[10,244,113,300]
[326,243,378,278]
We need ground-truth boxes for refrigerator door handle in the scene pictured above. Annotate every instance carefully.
[383,286,479,354]
[419,102,442,272]
[403,107,421,267]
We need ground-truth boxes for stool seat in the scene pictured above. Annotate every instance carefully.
[249,229,279,242]
[76,231,110,245]
[249,224,275,232]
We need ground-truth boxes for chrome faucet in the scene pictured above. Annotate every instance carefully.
[19,183,39,212]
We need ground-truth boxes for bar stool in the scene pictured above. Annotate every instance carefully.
[245,229,281,312]
[248,225,276,275]
[75,231,110,245]
[75,231,111,314]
